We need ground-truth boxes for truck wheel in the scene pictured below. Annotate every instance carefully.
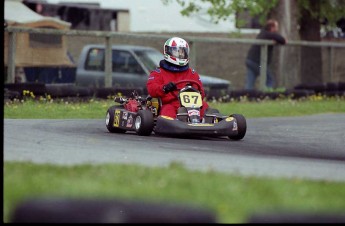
[135,110,154,136]
[105,106,126,133]
[229,114,246,140]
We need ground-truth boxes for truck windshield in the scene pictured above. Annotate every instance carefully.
[134,49,163,72]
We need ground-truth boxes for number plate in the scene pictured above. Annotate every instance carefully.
[179,92,202,108]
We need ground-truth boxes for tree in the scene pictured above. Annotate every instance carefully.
[163,0,345,87]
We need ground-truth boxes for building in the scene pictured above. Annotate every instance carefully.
[4,0,75,83]
[21,0,247,33]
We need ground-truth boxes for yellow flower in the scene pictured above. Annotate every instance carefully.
[23,90,29,96]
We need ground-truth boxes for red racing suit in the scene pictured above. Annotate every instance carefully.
[147,62,209,119]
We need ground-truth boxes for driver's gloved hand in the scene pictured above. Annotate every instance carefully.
[163,82,177,93]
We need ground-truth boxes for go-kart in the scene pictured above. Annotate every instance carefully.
[105,80,246,140]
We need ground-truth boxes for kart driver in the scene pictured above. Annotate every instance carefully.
[147,37,209,119]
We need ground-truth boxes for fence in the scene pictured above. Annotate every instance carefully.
[4,27,345,91]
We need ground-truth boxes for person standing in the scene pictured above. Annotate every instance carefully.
[245,19,287,90]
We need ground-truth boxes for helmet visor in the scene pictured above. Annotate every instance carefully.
[165,46,189,59]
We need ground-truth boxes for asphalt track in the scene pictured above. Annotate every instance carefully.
[4,113,345,182]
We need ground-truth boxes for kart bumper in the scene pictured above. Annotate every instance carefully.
[154,116,239,137]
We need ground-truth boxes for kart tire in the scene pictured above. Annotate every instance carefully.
[105,105,126,133]
[229,114,246,140]
[135,110,154,136]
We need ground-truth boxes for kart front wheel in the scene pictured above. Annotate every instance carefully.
[229,114,247,140]
[135,110,154,136]
[105,106,126,133]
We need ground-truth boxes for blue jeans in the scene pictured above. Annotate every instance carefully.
[245,59,274,90]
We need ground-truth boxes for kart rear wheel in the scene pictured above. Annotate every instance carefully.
[135,110,154,136]
[229,114,246,140]
[105,105,126,133]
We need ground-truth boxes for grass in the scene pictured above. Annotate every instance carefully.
[4,93,345,223]
[4,162,345,223]
[4,94,345,119]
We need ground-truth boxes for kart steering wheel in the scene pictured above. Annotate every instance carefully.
[174,79,202,92]
[170,79,202,99]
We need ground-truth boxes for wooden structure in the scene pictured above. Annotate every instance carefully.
[4,0,74,73]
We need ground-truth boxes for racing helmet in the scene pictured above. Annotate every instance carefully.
[163,37,190,66]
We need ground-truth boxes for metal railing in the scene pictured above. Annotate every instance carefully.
[4,27,345,90]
